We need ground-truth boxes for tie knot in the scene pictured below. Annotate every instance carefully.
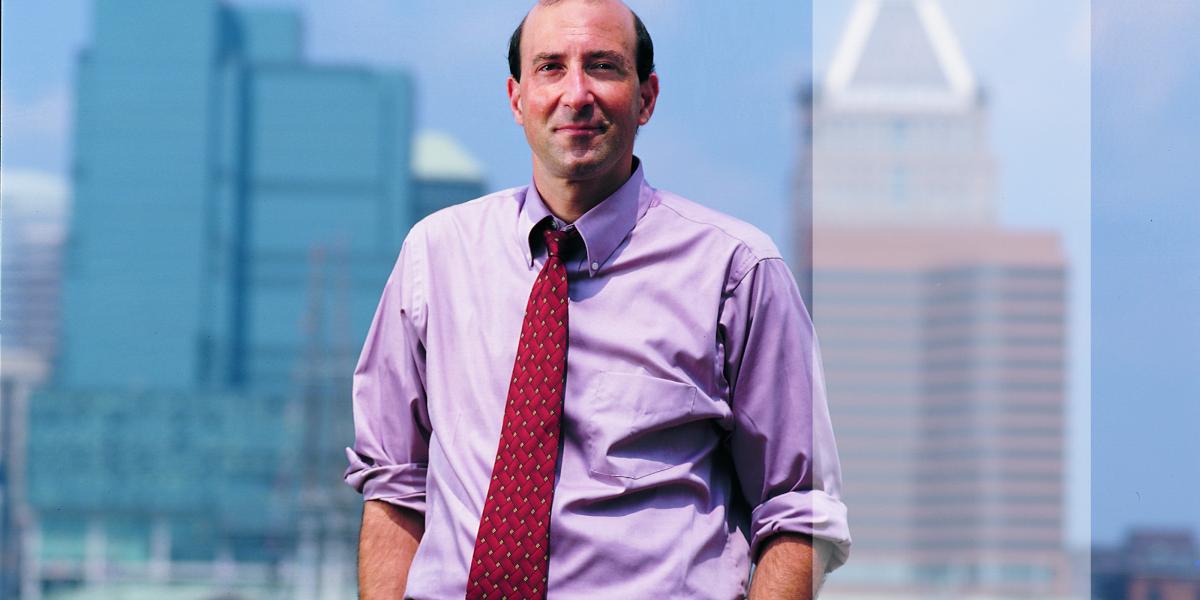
[543,227,578,259]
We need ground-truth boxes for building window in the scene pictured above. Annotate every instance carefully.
[892,119,908,147]
[891,167,909,204]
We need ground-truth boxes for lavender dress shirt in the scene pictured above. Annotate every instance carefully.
[345,160,851,598]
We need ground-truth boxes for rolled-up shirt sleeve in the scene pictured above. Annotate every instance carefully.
[720,256,851,572]
[343,233,432,515]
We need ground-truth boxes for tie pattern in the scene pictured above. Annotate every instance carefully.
[466,225,577,599]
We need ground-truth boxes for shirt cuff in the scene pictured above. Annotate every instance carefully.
[750,488,852,572]
[343,447,428,515]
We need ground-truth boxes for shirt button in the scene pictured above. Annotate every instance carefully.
[590,262,599,270]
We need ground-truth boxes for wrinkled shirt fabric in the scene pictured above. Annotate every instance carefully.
[345,160,851,599]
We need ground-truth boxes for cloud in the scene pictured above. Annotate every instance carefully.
[0,87,73,173]
[0,87,72,138]
[0,168,71,220]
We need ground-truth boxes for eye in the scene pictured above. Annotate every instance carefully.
[537,63,563,73]
[593,62,616,71]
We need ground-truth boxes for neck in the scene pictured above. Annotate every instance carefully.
[532,157,634,223]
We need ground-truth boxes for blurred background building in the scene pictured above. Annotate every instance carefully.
[2,171,70,598]
[0,171,70,367]
[1092,529,1200,600]
[11,1,483,598]
[799,1,1071,596]
[412,131,486,222]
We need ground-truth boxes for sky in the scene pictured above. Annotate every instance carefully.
[1089,0,1200,546]
[2,0,1197,550]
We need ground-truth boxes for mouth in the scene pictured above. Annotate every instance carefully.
[555,124,606,135]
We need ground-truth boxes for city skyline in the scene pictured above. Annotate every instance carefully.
[3,0,1198,587]
[4,2,484,596]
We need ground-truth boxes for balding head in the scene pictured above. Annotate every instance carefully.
[503,0,659,210]
[508,0,655,83]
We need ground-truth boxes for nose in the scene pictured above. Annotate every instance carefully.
[561,67,594,112]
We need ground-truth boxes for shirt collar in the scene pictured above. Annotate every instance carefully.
[517,157,650,277]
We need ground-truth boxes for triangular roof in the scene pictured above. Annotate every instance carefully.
[823,0,976,110]
[412,131,484,181]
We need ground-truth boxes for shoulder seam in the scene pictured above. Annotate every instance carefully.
[730,256,786,294]
[654,199,767,263]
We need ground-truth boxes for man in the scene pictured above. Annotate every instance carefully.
[344,0,850,597]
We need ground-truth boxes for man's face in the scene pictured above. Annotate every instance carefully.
[507,0,658,182]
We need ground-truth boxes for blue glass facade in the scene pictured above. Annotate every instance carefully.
[28,389,299,563]
[26,1,479,592]
[230,66,413,390]
[60,2,415,392]
[61,2,219,390]
[62,2,415,393]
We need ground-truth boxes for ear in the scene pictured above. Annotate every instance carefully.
[637,71,659,126]
[507,76,525,126]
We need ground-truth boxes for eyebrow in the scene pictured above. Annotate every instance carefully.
[531,50,631,69]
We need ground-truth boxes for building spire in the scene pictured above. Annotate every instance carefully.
[825,0,977,111]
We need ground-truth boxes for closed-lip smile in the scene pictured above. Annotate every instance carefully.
[556,124,604,133]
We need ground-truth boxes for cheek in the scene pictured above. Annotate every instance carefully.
[525,95,558,121]
[612,90,643,121]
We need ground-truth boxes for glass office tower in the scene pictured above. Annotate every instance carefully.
[60,4,414,392]
[24,2,480,596]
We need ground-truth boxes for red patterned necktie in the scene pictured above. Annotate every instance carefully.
[466,225,577,599]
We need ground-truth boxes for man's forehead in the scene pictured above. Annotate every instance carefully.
[522,0,637,56]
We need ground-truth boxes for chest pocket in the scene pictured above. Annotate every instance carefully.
[579,371,702,479]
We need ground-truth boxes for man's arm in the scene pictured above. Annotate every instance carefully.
[358,500,424,599]
[344,234,433,597]
[717,256,851,590]
[748,534,828,600]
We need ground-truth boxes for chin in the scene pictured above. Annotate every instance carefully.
[564,150,624,178]
[566,157,602,173]
[550,155,603,179]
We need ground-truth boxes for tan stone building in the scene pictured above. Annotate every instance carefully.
[797,1,1073,596]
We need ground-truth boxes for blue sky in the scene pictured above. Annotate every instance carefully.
[1090,0,1200,545]
[3,0,1196,549]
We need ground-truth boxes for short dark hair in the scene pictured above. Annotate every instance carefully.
[507,6,655,83]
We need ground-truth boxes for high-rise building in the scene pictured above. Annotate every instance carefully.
[25,2,484,597]
[1,170,70,366]
[60,3,414,392]
[813,230,1068,596]
[799,1,1071,596]
[1,353,50,600]
[413,130,487,220]
[1093,529,1200,600]
[1,170,69,599]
